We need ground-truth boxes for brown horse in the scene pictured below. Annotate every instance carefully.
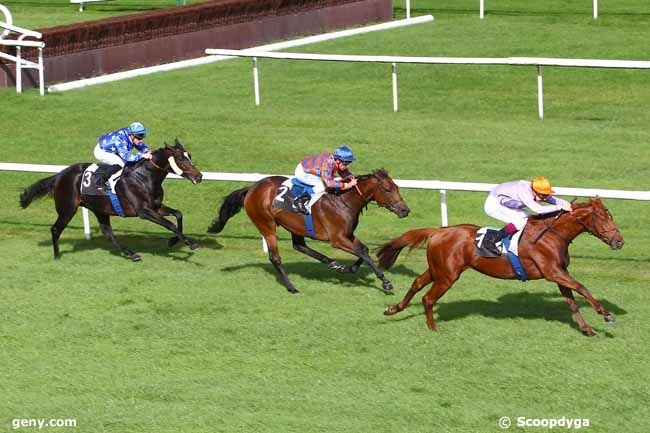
[207,169,410,293]
[377,197,624,336]
[20,139,203,261]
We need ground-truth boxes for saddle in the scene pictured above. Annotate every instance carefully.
[272,178,315,214]
[475,227,528,281]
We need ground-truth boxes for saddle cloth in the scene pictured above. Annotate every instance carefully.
[81,163,126,196]
[80,164,105,196]
[272,178,325,214]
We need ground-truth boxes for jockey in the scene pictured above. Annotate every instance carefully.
[482,176,572,256]
[93,122,153,191]
[293,145,358,214]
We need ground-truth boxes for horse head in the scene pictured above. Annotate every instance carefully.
[358,169,410,218]
[571,197,624,250]
[157,138,203,184]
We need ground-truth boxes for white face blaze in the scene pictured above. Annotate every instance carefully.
[168,156,184,176]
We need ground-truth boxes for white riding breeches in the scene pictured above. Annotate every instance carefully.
[94,144,125,167]
[294,163,326,210]
[484,195,530,255]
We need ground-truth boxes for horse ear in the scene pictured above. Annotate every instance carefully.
[164,142,171,149]
[174,138,184,150]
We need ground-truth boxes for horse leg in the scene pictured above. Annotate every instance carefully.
[158,205,183,247]
[291,234,362,273]
[95,213,140,261]
[136,208,199,250]
[384,269,433,316]
[265,232,298,294]
[421,279,457,332]
[547,270,614,325]
[558,284,596,337]
[329,236,393,292]
[50,212,75,259]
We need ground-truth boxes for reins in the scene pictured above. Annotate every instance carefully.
[148,158,165,172]
[533,210,565,243]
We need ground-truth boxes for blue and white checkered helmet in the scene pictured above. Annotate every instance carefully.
[333,146,355,163]
[127,122,150,136]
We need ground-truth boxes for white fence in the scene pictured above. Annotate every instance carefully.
[3,162,649,240]
[0,4,45,96]
[48,15,433,93]
[404,0,601,20]
[205,48,650,119]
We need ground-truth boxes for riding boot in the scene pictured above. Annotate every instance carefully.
[482,230,506,256]
[294,194,310,214]
[484,223,518,256]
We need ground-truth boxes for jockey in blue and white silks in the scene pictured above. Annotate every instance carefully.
[93,122,153,191]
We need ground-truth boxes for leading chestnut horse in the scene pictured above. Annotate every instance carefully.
[377,198,624,336]
[207,169,410,293]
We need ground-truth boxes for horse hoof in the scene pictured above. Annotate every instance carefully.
[131,254,142,262]
[384,306,398,316]
[582,329,597,337]
[604,314,616,324]
[382,282,394,292]
[190,243,200,250]
[287,287,300,294]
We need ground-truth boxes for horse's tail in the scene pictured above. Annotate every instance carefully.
[377,228,437,269]
[19,175,57,209]
[207,186,250,233]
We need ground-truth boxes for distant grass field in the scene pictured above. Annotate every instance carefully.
[2,0,212,30]
[1,1,650,432]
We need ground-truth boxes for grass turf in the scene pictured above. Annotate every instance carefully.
[1,2,650,432]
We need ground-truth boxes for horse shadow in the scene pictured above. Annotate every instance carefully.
[387,291,627,336]
[37,231,223,263]
[221,259,393,293]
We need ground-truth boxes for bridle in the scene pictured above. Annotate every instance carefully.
[571,206,620,245]
[147,152,185,176]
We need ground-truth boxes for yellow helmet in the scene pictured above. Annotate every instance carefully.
[531,176,555,195]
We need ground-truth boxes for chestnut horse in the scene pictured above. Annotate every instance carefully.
[20,139,203,261]
[377,198,624,336]
[207,169,410,293]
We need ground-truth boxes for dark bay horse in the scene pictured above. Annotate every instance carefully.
[207,169,410,293]
[377,198,624,336]
[20,139,203,261]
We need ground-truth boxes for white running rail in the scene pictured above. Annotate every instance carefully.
[404,0,601,19]
[3,162,650,240]
[205,49,650,119]
[48,15,434,93]
[0,4,45,96]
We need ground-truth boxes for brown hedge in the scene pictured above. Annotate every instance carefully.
[38,0,363,57]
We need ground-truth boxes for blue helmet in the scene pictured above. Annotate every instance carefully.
[333,146,355,163]
[127,122,150,136]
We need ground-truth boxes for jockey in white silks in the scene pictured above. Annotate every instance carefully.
[483,176,572,256]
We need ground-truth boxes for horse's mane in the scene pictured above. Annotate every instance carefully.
[357,168,389,181]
